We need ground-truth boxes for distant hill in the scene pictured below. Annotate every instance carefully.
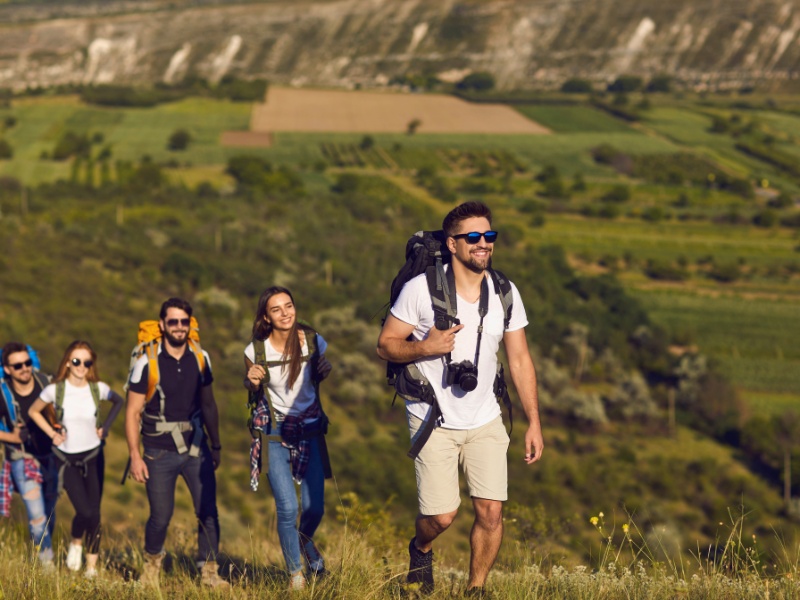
[0,0,798,91]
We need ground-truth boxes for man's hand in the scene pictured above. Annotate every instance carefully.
[211,447,222,470]
[17,425,29,444]
[423,323,465,356]
[523,423,544,464]
[130,456,149,483]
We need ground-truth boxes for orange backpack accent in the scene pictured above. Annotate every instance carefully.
[126,318,206,402]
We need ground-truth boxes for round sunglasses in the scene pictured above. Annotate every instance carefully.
[70,358,94,368]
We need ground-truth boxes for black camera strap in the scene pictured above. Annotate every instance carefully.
[444,266,489,368]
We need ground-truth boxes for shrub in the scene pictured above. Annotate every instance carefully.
[0,138,12,159]
[167,129,192,151]
[52,131,91,161]
[753,209,778,227]
[607,75,643,93]
[591,144,623,165]
[3,116,16,128]
[709,116,729,133]
[767,192,794,208]
[644,259,689,281]
[642,206,666,222]
[708,262,740,283]
[561,78,593,93]
[601,185,631,203]
[359,135,374,150]
[333,173,361,194]
[598,204,620,219]
[456,71,495,92]
[646,74,673,93]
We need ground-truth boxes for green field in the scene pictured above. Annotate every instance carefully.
[515,104,636,133]
[632,288,800,393]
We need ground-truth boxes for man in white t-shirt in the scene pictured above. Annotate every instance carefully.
[377,201,544,596]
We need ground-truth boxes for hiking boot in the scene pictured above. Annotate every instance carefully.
[141,551,164,589]
[463,587,493,599]
[407,537,434,595]
[300,537,326,577]
[289,571,306,591]
[200,561,230,588]
[66,543,83,572]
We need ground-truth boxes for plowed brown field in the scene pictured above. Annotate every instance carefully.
[249,87,550,135]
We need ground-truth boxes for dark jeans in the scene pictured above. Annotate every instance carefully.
[143,444,220,562]
[36,453,60,539]
[61,447,104,554]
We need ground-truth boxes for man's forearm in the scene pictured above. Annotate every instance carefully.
[200,386,222,448]
[377,337,432,363]
[508,357,541,425]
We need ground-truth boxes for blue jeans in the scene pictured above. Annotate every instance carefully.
[266,423,325,573]
[36,453,59,539]
[9,458,53,562]
[143,444,220,561]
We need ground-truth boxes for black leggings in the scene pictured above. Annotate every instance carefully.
[61,447,105,554]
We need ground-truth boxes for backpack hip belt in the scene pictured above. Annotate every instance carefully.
[142,409,203,457]
[52,444,102,494]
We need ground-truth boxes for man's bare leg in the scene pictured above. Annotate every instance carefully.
[468,498,503,589]
[415,509,457,552]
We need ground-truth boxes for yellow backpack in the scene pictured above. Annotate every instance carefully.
[127,318,205,402]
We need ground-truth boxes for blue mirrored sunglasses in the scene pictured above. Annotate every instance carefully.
[451,231,498,244]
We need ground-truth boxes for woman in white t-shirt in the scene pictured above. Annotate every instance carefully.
[244,286,332,591]
[29,340,123,578]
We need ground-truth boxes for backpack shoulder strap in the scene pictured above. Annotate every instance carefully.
[187,339,206,376]
[55,380,66,424]
[32,371,51,389]
[145,341,160,406]
[299,323,322,389]
[253,339,270,385]
[426,260,457,331]
[489,269,514,330]
[89,381,101,427]
[0,380,16,428]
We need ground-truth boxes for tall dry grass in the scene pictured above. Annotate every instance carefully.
[0,506,798,599]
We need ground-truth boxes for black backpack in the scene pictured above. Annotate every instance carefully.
[383,230,514,458]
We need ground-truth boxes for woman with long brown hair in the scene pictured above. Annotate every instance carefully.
[29,340,123,578]
[244,286,332,591]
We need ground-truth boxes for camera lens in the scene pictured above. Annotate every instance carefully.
[459,371,478,392]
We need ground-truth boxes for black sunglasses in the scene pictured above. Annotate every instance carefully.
[451,231,499,244]
[8,359,33,371]
[70,358,94,368]
[166,318,191,327]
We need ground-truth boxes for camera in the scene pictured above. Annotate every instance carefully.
[445,360,478,392]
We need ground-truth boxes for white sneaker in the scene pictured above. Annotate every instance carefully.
[84,567,97,579]
[289,571,306,591]
[66,543,83,572]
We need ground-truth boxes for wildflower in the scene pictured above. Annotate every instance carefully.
[598,512,604,518]
[590,516,599,526]
[622,523,630,533]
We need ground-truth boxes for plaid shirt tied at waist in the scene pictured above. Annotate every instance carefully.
[249,398,322,491]
[0,457,43,517]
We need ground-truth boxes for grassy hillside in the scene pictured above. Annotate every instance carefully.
[1,89,800,586]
